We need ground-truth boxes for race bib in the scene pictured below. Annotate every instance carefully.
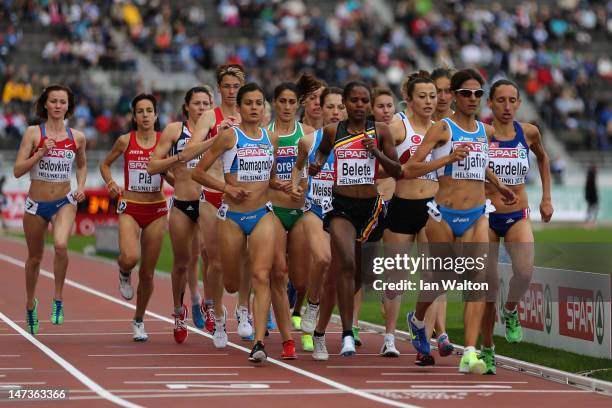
[335,148,375,186]
[236,147,273,182]
[450,141,487,181]
[25,197,38,215]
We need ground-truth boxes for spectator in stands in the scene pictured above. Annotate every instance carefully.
[585,165,598,227]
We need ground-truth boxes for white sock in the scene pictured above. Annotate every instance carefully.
[384,333,395,342]
[411,314,425,329]
[464,346,476,354]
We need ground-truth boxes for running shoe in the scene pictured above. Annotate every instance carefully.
[236,306,253,338]
[480,346,496,375]
[352,325,362,347]
[459,350,486,374]
[301,301,319,334]
[212,306,228,349]
[192,303,205,330]
[437,333,454,357]
[248,341,267,363]
[267,309,276,330]
[415,352,435,366]
[118,270,134,300]
[287,280,297,309]
[281,339,297,360]
[406,311,430,355]
[50,299,64,325]
[340,335,356,356]
[291,315,302,331]
[172,305,188,344]
[312,334,329,361]
[301,334,314,352]
[380,334,400,357]
[26,299,39,335]
[132,320,148,342]
[503,308,523,343]
[202,301,215,333]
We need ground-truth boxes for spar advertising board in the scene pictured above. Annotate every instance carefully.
[494,263,611,358]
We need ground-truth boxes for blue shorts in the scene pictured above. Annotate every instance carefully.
[428,199,493,238]
[304,198,332,222]
[489,208,529,237]
[217,202,273,236]
[25,194,76,222]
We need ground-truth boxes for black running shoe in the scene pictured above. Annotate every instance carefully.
[248,341,267,363]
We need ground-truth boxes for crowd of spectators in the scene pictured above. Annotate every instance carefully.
[395,0,612,149]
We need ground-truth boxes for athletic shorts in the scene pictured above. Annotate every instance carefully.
[273,205,304,231]
[385,196,432,235]
[171,197,199,223]
[200,189,223,209]
[118,199,168,229]
[24,193,76,222]
[427,199,495,238]
[217,201,273,236]
[489,208,529,237]
[324,192,385,242]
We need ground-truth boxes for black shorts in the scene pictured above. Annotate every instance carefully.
[172,198,199,223]
[385,196,432,235]
[324,192,385,242]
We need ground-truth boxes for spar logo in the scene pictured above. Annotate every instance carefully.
[128,161,148,170]
[336,149,369,160]
[518,283,544,331]
[544,284,552,334]
[489,148,519,159]
[276,146,297,156]
[558,287,604,342]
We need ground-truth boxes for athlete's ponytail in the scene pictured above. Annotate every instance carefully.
[296,72,326,104]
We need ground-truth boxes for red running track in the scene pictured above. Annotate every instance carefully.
[0,236,610,407]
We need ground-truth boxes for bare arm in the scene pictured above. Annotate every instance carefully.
[13,127,46,178]
[181,111,218,162]
[291,134,312,194]
[99,134,129,198]
[73,131,87,202]
[147,122,181,175]
[366,122,401,179]
[309,123,336,176]
[525,123,553,222]
[191,128,234,193]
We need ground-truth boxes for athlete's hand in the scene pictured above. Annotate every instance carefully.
[290,186,304,202]
[73,188,86,203]
[308,161,322,176]
[448,144,469,163]
[498,185,517,206]
[220,116,240,131]
[224,185,250,202]
[540,198,553,223]
[362,137,380,156]
[38,139,56,156]
[107,180,122,199]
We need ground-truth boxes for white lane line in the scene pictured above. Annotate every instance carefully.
[13,319,135,323]
[0,332,170,337]
[329,365,457,369]
[0,312,141,408]
[89,353,228,357]
[0,375,5,378]
[108,366,254,370]
[0,368,32,370]
[367,380,528,384]
[0,355,20,357]
[381,370,459,375]
[372,373,465,376]
[124,380,290,385]
[154,373,239,377]
[0,252,421,408]
[411,385,513,389]
[0,382,46,385]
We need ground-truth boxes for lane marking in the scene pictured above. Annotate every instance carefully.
[367,381,528,384]
[108,366,255,370]
[411,385,513,389]
[0,312,141,408]
[0,355,20,358]
[12,319,135,323]
[0,382,46,385]
[0,252,421,408]
[0,332,169,337]
[370,373,465,376]
[154,373,239,377]
[329,365,457,369]
[0,368,32,371]
[89,353,229,357]
[124,380,290,384]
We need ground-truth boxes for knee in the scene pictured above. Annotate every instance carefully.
[224,277,239,294]
[271,266,287,286]
[54,242,68,256]
[139,275,154,289]
[27,253,43,267]
[313,253,331,274]
[251,269,271,288]
[338,255,355,276]
[120,253,139,270]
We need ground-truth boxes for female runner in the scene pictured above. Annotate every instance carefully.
[14,85,87,334]
[100,93,167,341]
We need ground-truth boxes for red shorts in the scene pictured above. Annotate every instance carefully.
[200,189,223,209]
[118,199,168,229]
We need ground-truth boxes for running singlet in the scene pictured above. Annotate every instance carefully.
[124,131,163,192]
[169,122,201,169]
[207,107,225,140]
[269,121,306,181]
[488,121,530,185]
[396,112,437,181]
[334,119,378,186]
[29,124,77,183]
[222,127,274,183]
[308,128,335,210]
[431,118,488,181]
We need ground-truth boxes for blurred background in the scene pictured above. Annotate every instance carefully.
[0,0,610,231]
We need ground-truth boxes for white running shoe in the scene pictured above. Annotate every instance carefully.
[312,334,329,361]
[213,306,228,349]
[132,320,148,342]
[236,306,253,338]
[340,335,356,356]
[119,270,134,300]
[380,334,400,357]
[301,302,319,335]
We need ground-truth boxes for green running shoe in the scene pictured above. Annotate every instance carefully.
[26,299,39,335]
[301,334,314,352]
[352,325,362,347]
[503,308,523,343]
[480,346,496,375]
[50,299,64,325]
[291,315,302,331]
[459,350,486,374]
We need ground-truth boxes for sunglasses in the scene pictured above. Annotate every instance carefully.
[455,89,485,98]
